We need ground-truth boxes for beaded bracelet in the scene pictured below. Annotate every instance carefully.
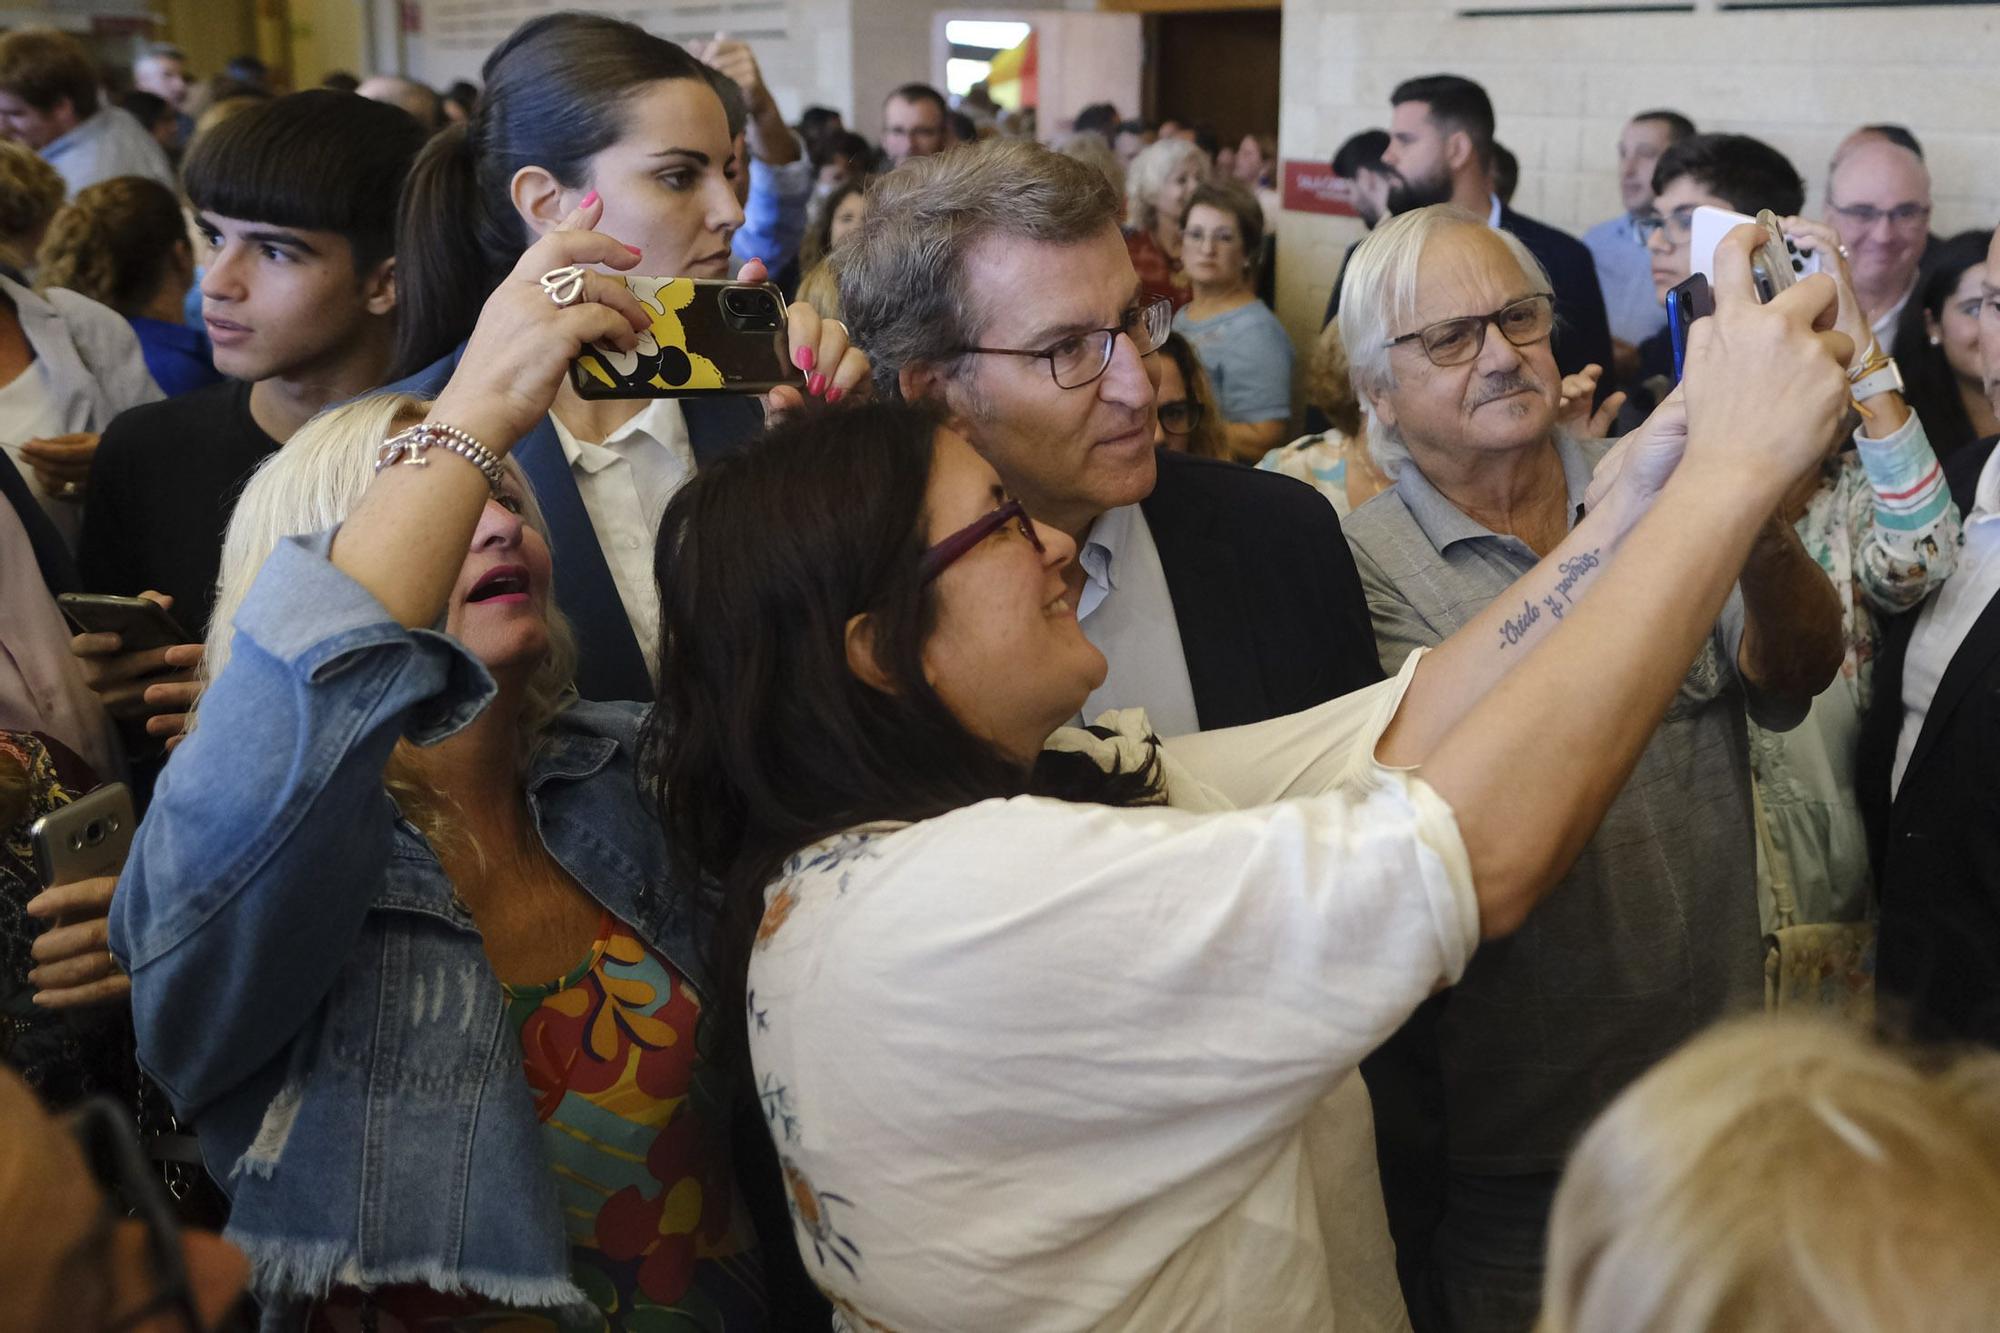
[375,421,506,494]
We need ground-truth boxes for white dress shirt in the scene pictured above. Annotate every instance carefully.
[40,107,176,197]
[748,652,1466,1331]
[1871,277,1917,355]
[549,397,695,681]
[1075,501,1201,737]
[1893,442,2000,796]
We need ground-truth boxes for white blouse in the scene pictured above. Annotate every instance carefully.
[747,651,1476,1332]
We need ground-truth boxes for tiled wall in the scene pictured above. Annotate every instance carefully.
[1274,0,2000,353]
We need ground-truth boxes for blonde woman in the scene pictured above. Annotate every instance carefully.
[0,141,64,282]
[1260,319,1390,517]
[110,217,800,1325]
[1123,136,1209,311]
[1542,1016,2000,1333]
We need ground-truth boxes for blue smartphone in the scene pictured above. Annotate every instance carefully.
[1665,274,1714,383]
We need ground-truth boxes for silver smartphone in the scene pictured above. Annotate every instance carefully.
[30,783,135,887]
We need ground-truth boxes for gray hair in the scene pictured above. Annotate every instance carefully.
[838,138,1119,397]
[1337,204,1553,477]
[1124,136,1210,232]
[1057,129,1124,203]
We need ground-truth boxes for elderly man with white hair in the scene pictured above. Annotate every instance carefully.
[1338,204,1845,1332]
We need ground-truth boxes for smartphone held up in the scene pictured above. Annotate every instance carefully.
[570,276,805,399]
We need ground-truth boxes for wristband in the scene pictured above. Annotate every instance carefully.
[375,422,506,493]
[1850,359,1904,403]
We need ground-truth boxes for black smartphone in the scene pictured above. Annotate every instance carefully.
[570,277,805,399]
[1666,274,1714,384]
[30,783,135,887]
[57,593,191,650]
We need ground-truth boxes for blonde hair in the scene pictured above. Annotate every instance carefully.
[1124,137,1210,233]
[795,255,842,323]
[1305,319,1363,440]
[1542,1015,2000,1333]
[0,140,65,268]
[37,176,188,315]
[201,393,580,855]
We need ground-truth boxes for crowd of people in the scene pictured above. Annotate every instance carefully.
[4,13,2000,1333]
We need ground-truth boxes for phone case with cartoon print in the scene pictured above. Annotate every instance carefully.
[569,276,802,398]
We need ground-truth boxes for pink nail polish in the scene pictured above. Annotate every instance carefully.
[826,387,844,404]
[795,346,816,373]
[581,190,600,209]
[808,373,827,396]
[624,244,642,257]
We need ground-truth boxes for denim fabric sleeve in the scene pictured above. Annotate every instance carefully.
[110,531,496,1113]
[730,140,814,273]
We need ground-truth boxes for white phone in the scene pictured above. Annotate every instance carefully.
[1689,205,1823,299]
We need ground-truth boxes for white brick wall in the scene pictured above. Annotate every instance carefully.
[1274,0,2000,355]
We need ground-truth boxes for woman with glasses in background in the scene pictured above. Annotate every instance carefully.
[1150,331,1230,460]
[1172,179,1294,462]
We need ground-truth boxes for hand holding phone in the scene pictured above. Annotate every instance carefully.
[571,276,804,399]
[1689,206,1822,303]
[65,591,203,727]
[24,786,132,1009]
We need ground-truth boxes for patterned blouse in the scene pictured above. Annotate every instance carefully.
[1749,411,1959,928]
[312,914,765,1332]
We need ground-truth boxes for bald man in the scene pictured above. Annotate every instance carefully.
[1825,135,1933,351]
[356,74,441,132]
[0,1069,251,1330]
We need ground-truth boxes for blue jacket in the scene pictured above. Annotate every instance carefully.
[391,349,763,703]
[109,533,727,1321]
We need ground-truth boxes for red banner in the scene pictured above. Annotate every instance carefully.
[1282,160,1358,218]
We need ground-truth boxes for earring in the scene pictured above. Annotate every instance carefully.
[1930,334,1943,347]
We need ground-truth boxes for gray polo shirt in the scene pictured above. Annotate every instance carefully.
[1344,435,1783,1172]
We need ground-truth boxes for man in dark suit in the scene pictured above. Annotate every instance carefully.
[1363,74,1615,385]
[840,136,1381,738]
[393,352,759,704]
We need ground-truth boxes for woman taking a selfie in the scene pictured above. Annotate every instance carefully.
[113,209,805,1328]
[392,11,866,703]
[643,230,1859,1329]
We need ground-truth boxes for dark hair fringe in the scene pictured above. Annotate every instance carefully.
[181,89,428,271]
[1649,132,1804,218]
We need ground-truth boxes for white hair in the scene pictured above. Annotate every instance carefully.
[1124,137,1210,232]
[1337,204,1554,478]
[200,392,578,747]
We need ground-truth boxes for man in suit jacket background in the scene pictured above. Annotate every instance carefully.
[840,137,1382,736]
[1861,221,2000,1048]
[1370,74,1616,387]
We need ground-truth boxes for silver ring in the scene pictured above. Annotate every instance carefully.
[1837,244,1852,261]
[540,265,588,309]
[56,480,80,499]
[827,319,849,339]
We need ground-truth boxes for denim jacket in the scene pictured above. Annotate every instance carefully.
[108,533,729,1324]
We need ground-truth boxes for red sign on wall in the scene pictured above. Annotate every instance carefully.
[1282,160,1358,218]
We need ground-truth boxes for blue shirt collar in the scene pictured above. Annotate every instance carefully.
[1076,501,1140,619]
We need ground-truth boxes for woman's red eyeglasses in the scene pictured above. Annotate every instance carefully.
[919,499,1046,583]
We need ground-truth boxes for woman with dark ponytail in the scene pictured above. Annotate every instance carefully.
[390,12,866,705]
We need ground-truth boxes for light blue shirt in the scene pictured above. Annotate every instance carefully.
[730,136,815,274]
[40,106,175,198]
[1582,212,1668,347]
[1175,300,1294,425]
[1074,501,1200,737]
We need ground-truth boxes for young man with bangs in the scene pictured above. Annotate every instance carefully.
[73,90,425,758]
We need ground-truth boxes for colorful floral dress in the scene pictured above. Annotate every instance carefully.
[311,914,765,1332]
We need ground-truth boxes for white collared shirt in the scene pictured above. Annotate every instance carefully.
[1486,193,1504,228]
[1893,443,2000,795]
[1074,501,1201,737]
[1871,277,1917,354]
[549,397,695,682]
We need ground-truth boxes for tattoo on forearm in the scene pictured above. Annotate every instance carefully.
[1497,548,1603,649]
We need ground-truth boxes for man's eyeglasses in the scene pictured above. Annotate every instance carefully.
[919,498,1045,583]
[1157,400,1205,436]
[1385,293,1556,369]
[1633,206,1697,248]
[1828,201,1932,232]
[960,296,1174,390]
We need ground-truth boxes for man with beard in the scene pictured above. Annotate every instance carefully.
[1364,75,1614,384]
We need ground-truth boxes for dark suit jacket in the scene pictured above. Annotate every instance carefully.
[1139,449,1383,726]
[1861,436,2000,1045]
[1320,209,1616,395]
[394,350,762,703]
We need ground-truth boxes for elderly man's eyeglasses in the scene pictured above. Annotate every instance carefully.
[1157,400,1204,436]
[1828,201,1932,232]
[1385,294,1556,368]
[960,296,1175,390]
[1633,206,1697,248]
[919,498,1046,583]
